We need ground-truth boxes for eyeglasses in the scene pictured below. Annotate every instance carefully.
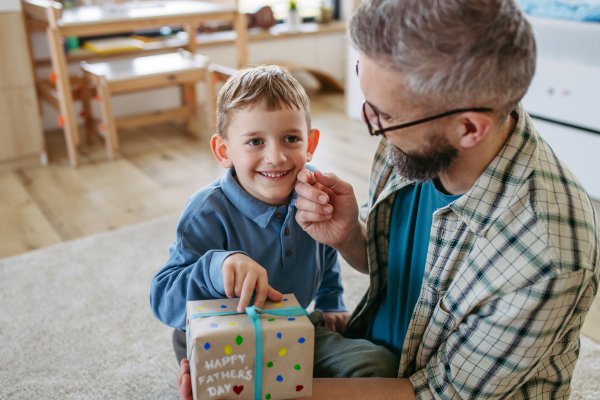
[356,60,493,136]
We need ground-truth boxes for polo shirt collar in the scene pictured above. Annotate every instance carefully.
[220,167,298,228]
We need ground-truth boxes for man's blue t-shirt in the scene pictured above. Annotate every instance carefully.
[366,180,461,358]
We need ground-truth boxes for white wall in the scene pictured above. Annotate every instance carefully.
[0,0,21,12]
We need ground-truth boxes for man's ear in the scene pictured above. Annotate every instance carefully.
[306,128,320,162]
[457,112,493,149]
[210,134,233,168]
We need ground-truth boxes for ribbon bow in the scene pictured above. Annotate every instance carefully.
[187,304,310,400]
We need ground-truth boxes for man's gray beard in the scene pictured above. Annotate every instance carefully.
[385,133,459,183]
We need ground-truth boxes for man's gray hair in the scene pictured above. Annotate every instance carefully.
[349,0,536,119]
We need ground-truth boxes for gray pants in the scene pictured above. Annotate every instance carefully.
[173,310,399,378]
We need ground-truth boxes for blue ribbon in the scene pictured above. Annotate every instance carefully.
[187,304,309,400]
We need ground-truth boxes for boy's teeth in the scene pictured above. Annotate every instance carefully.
[260,171,288,178]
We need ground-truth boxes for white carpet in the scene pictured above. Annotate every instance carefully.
[0,214,598,399]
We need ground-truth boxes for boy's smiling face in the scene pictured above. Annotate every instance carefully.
[211,102,319,206]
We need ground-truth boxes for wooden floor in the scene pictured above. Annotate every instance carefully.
[1,93,599,343]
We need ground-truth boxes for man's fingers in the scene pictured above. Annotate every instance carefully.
[252,272,269,310]
[266,286,283,302]
[295,196,333,216]
[296,210,333,226]
[324,318,336,332]
[297,168,317,185]
[314,171,355,196]
[237,273,257,312]
[295,181,330,205]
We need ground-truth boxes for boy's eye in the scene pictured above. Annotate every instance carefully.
[247,139,263,146]
[284,136,300,144]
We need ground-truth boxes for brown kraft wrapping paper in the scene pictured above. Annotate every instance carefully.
[186,294,314,400]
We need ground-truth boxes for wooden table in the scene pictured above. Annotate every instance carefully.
[21,0,248,166]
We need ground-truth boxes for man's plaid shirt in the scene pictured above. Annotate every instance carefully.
[346,105,600,399]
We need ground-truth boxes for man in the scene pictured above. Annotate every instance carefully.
[178,0,599,398]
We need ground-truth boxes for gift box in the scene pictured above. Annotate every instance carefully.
[186,294,314,400]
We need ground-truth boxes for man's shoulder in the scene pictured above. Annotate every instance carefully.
[487,134,599,276]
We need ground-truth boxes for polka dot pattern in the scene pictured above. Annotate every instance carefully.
[298,337,305,343]
[204,343,211,350]
[276,375,283,382]
[224,345,232,355]
[278,348,287,356]
[276,332,282,339]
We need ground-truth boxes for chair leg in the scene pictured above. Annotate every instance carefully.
[181,82,196,132]
[97,77,118,160]
[79,73,94,144]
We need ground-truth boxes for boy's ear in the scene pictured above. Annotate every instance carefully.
[306,128,320,162]
[210,134,233,168]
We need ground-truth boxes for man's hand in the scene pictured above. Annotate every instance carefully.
[295,169,360,249]
[322,311,351,334]
[222,253,283,312]
[295,169,369,273]
[177,359,193,400]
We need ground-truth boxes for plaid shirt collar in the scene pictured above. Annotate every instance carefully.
[374,106,533,237]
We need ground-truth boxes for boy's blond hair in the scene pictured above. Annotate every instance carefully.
[216,65,311,137]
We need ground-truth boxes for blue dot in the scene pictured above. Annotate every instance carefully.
[288,317,295,321]
[221,305,227,308]
[298,337,305,343]
[276,375,283,382]
[277,332,282,339]
[204,343,211,350]
[210,323,218,328]
[283,299,288,301]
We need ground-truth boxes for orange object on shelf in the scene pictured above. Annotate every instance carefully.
[50,70,57,84]
[58,115,65,127]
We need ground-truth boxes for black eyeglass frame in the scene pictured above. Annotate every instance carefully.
[356,60,493,137]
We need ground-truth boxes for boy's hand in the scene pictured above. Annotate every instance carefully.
[177,359,193,400]
[222,253,283,312]
[322,311,351,334]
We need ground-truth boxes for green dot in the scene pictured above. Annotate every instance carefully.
[266,395,271,400]
[236,335,243,345]
[267,361,273,368]
[268,318,275,321]
[294,364,301,370]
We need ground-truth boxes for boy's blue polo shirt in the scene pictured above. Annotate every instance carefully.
[150,167,346,329]
[366,180,461,359]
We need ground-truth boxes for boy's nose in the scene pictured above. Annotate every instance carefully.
[264,144,287,164]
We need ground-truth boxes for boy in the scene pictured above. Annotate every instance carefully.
[149,66,398,385]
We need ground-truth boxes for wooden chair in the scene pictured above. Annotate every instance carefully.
[80,50,212,159]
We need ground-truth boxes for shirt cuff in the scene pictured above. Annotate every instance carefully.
[208,250,247,296]
[409,368,434,400]
[314,295,347,313]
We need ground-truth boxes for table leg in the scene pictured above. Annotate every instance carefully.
[183,22,198,131]
[234,11,248,68]
[46,26,79,167]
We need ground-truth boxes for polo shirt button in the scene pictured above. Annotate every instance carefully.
[284,228,290,235]
[286,250,292,257]
[276,213,283,219]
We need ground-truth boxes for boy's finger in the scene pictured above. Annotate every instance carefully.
[222,269,234,299]
[252,272,269,310]
[179,373,193,400]
[266,286,283,302]
[237,273,257,312]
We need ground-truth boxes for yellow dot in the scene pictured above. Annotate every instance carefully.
[229,322,237,326]
[278,348,287,356]
[274,303,281,307]
[196,306,205,310]
[225,346,232,355]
